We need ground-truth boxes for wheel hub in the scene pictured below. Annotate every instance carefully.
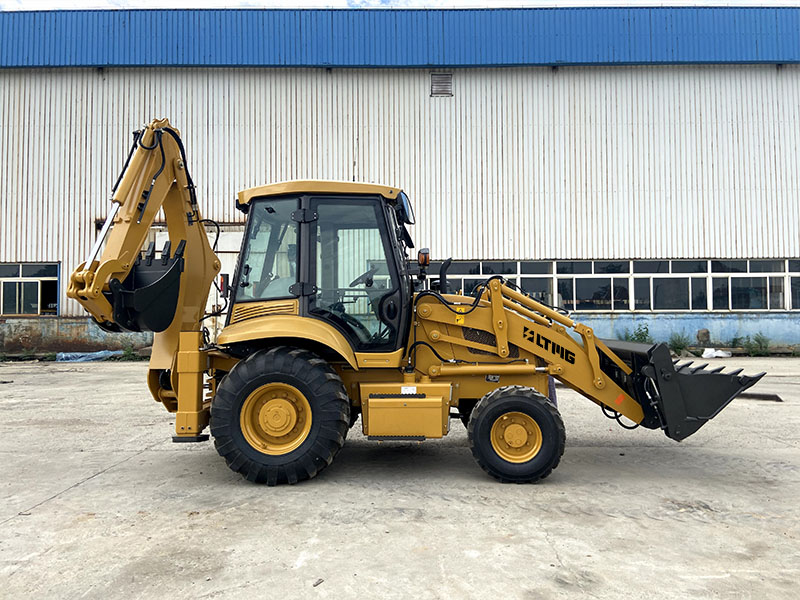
[259,398,297,437]
[490,412,543,463]
[503,423,528,448]
[240,383,312,455]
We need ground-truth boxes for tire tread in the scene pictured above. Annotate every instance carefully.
[467,385,565,484]
[210,346,349,485]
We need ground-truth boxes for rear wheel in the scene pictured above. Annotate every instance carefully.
[210,347,350,485]
[467,386,565,483]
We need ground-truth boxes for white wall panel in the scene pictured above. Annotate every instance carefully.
[1,65,799,316]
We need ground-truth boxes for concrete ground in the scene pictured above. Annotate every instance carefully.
[0,358,798,599]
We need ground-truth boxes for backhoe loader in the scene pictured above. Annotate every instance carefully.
[69,119,764,485]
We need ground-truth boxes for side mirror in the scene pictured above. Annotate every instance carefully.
[397,191,416,225]
[418,248,430,267]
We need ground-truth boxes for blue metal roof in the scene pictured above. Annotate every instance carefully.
[1,8,799,68]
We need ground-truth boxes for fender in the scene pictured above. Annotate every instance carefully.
[218,314,359,369]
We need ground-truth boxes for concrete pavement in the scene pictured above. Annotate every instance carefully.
[0,358,798,599]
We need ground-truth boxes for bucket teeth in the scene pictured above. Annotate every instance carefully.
[690,363,709,374]
[709,366,725,374]
[746,371,768,385]
[728,368,743,377]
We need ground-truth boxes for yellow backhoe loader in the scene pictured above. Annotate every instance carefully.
[69,119,764,485]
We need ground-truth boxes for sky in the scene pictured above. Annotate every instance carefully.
[3,1,800,10]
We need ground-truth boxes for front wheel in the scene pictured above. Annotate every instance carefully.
[210,347,350,485]
[467,386,565,483]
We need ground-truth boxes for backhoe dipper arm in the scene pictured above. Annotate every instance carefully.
[68,118,220,439]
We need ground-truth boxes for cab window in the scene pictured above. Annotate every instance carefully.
[235,198,298,302]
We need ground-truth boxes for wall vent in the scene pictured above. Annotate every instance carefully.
[430,73,453,97]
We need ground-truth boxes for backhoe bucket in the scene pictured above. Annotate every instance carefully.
[105,240,185,333]
[601,340,765,441]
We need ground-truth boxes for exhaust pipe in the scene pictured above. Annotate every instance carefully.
[601,340,765,441]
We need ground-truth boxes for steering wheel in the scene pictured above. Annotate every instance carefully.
[320,304,373,343]
[349,265,380,287]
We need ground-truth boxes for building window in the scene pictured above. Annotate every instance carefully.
[576,278,611,310]
[750,260,783,273]
[691,278,707,310]
[634,278,650,309]
[672,260,707,274]
[594,261,629,274]
[712,260,747,273]
[521,261,552,275]
[557,279,574,310]
[653,278,689,310]
[0,263,59,316]
[634,260,669,273]
[521,277,552,304]
[426,258,800,312]
[792,278,800,309]
[482,261,517,275]
[713,278,729,310]
[731,277,767,310]
[770,278,785,309]
[556,261,591,275]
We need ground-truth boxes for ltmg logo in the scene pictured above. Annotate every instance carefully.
[523,327,576,364]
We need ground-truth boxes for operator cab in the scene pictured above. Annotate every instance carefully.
[229,181,415,353]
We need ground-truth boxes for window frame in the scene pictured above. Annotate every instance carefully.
[0,262,59,317]
[229,196,300,305]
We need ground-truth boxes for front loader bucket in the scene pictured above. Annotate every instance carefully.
[601,341,765,441]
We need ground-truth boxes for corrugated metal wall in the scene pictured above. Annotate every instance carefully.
[1,65,799,316]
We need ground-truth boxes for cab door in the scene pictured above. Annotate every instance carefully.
[308,196,404,352]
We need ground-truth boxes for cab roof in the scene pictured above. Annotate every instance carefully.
[237,180,402,206]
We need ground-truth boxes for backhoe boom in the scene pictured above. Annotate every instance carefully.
[68,118,220,438]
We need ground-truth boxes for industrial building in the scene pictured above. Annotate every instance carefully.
[1,7,800,351]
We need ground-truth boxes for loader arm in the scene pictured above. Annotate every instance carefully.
[68,118,220,438]
[415,277,764,441]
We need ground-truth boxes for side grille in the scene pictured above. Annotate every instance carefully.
[229,300,297,324]
[462,327,520,358]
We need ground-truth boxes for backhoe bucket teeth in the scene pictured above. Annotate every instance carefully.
[601,340,765,442]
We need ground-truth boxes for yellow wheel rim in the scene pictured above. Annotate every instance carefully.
[240,383,312,455]
[490,411,543,463]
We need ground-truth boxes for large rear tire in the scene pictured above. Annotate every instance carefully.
[467,386,565,483]
[210,347,350,485]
